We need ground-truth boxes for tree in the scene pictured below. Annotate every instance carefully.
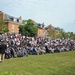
[68,32,75,39]
[19,25,25,35]
[0,19,9,33]
[19,19,38,37]
[59,28,66,38]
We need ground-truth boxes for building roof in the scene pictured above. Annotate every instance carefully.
[0,11,23,24]
[4,14,23,24]
[35,23,44,29]
[45,25,61,32]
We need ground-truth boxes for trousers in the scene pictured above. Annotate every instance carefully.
[0,53,5,62]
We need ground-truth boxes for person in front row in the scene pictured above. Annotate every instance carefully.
[0,40,7,62]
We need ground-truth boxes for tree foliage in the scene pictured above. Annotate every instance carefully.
[57,28,75,39]
[19,19,38,37]
[0,19,9,33]
[47,25,75,39]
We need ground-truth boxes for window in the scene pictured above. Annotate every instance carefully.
[12,25,14,32]
[14,18,17,22]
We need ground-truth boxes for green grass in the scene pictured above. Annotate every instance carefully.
[0,51,75,75]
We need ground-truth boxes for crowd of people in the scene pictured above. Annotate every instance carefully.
[0,33,75,62]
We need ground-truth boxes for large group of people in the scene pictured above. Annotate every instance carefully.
[0,33,75,62]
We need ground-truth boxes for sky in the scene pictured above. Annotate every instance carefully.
[0,0,75,33]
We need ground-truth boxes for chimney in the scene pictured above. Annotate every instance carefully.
[42,22,44,28]
[19,16,22,20]
[0,11,2,12]
[0,11,5,20]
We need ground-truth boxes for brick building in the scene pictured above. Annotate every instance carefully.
[0,11,23,33]
[35,22,47,37]
[0,11,47,37]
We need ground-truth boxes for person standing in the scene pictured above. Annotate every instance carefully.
[0,40,7,62]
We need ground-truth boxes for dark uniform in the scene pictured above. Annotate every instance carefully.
[0,41,7,62]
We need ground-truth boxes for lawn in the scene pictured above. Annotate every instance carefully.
[0,51,75,75]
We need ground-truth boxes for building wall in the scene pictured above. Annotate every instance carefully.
[0,12,19,33]
[6,22,19,33]
[37,28,45,37]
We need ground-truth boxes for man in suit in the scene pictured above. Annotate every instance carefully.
[0,40,7,62]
